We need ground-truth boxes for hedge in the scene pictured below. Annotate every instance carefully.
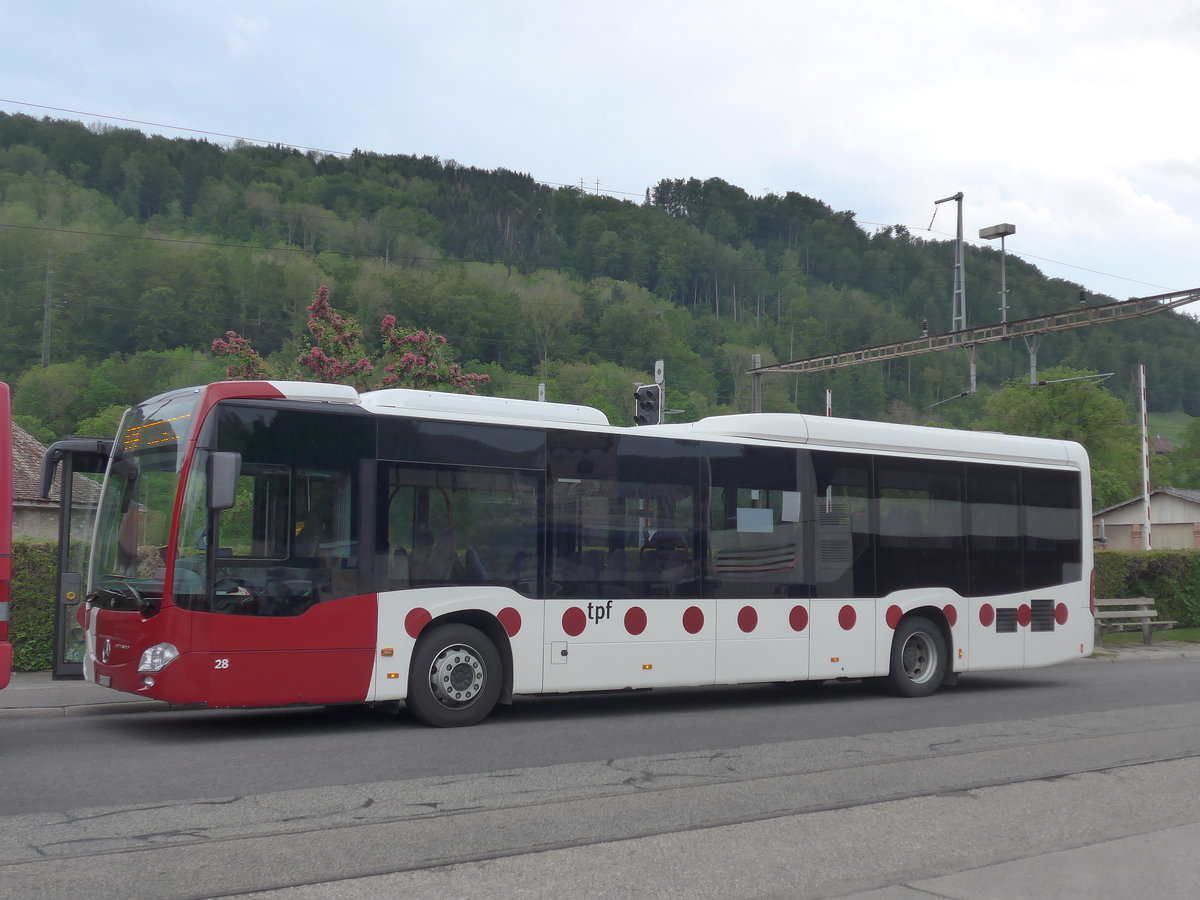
[1094,549,1200,627]
[10,540,58,671]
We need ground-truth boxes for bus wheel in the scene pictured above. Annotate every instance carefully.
[407,624,502,727]
[885,616,947,698]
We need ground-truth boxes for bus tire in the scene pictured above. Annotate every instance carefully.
[407,624,502,727]
[885,616,947,698]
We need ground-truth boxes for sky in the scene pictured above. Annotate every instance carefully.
[2,0,1198,309]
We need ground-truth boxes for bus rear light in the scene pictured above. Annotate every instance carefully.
[137,643,179,673]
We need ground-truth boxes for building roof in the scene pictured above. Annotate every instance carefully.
[12,421,52,506]
[1093,487,1200,518]
[10,422,102,507]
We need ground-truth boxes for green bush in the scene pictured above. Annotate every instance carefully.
[1094,549,1200,627]
[10,540,58,671]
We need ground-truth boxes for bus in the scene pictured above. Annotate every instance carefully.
[1,382,12,689]
[43,380,1094,726]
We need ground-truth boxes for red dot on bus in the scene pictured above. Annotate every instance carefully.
[562,607,586,637]
[1055,603,1069,626]
[1017,604,1032,628]
[944,604,958,627]
[683,606,705,634]
[886,605,903,629]
[737,606,758,633]
[789,605,809,632]
[498,607,522,637]
[979,604,995,627]
[405,607,432,639]
[625,606,647,635]
[838,605,856,630]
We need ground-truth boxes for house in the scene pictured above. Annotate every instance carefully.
[10,422,101,540]
[1093,488,1200,550]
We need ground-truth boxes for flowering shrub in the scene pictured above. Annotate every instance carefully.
[210,331,271,380]
[294,285,374,390]
[379,316,490,392]
[212,286,489,393]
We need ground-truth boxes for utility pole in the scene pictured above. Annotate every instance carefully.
[934,192,966,333]
[751,354,762,413]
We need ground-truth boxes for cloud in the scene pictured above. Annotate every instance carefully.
[3,0,1199,295]
[226,14,269,56]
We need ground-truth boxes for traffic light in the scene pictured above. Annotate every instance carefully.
[633,383,662,426]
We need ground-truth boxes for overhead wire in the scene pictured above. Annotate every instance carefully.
[2,97,1162,290]
[0,97,1178,367]
[0,98,645,199]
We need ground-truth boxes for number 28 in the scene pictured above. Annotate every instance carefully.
[214,658,230,670]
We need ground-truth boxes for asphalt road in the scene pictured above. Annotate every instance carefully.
[3,656,1199,898]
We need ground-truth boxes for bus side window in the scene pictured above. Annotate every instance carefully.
[379,463,539,593]
[811,452,873,599]
[388,547,410,587]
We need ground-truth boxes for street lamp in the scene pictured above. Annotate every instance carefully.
[979,223,1016,323]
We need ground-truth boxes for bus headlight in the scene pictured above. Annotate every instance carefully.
[138,643,179,673]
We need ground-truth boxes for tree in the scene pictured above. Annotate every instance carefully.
[12,360,95,438]
[1161,418,1200,489]
[76,405,129,439]
[975,367,1140,509]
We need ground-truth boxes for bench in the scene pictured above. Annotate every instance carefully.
[1094,597,1178,645]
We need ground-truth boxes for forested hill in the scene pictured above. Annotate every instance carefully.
[2,110,1198,439]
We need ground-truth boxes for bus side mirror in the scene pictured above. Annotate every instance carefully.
[208,452,241,511]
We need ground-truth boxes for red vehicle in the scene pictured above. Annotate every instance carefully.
[46,380,1093,725]
[1,382,13,689]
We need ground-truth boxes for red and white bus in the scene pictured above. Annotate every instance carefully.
[1,382,13,689]
[46,381,1094,725]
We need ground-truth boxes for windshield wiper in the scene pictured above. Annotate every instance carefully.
[90,578,161,615]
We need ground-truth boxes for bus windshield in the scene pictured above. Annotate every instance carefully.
[88,389,200,609]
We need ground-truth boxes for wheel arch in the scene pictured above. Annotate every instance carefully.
[424,609,515,705]
[892,604,957,689]
[901,604,952,647]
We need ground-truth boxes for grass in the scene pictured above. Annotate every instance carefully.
[1099,627,1200,646]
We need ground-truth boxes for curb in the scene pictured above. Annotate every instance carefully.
[1087,648,1200,663]
[0,700,169,719]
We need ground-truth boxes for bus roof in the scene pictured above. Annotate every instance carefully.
[210,382,1084,468]
[657,413,1084,467]
[359,387,611,427]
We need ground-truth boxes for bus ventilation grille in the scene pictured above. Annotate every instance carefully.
[1030,597,1056,632]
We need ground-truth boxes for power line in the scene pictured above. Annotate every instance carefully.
[0,99,348,157]
[0,98,646,200]
[3,98,1159,288]
[853,218,1168,292]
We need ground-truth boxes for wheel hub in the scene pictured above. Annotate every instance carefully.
[428,644,485,707]
[902,632,937,684]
